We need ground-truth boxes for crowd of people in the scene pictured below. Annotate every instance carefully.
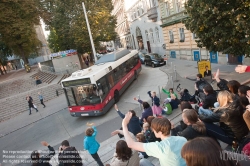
[30,65,250,166]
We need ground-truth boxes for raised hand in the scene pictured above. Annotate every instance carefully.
[235,65,247,73]
[114,104,118,111]
[133,97,138,101]
[111,130,119,136]
[41,141,49,147]
[87,122,94,126]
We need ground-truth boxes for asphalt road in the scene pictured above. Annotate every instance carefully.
[0,65,169,165]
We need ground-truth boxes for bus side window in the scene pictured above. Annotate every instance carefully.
[107,73,114,88]
[96,76,109,98]
[113,68,120,84]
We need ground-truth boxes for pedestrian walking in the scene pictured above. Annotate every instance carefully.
[26,95,38,115]
[38,92,46,108]
[84,122,104,166]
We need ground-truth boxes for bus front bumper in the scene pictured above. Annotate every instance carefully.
[70,110,105,117]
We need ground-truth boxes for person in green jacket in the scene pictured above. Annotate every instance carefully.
[162,87,179,110]
[162,87,178,99]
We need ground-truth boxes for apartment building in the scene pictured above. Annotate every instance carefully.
[158,0,231,64]
[125,0,166,55]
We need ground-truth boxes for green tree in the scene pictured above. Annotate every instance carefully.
[48,28,60,52]
[184,0,250,56]
[0,0,51,64]
[47,0,117,56]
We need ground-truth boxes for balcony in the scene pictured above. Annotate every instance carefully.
[147,7,158,21]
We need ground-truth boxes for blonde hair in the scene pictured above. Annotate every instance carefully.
[151,91,156,95]
[217,91,233,108]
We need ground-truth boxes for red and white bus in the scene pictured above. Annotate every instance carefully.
[61,49,141,117]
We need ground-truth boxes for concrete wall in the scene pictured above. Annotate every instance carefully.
[52,55,81,74]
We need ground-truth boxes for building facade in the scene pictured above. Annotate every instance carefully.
[124,0,166,56]
[159,0,229,64]
[112,0,132,49]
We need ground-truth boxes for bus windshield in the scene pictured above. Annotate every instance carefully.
[65,84,102,106]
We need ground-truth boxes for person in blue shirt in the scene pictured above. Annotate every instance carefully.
[38,92,46,108]
[122,113,187,166]
[83,122,104,166]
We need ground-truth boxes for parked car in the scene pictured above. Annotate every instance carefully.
[144,53,166,68]
[138,52,145,64]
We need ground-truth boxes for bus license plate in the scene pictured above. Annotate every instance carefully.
[81,114,89,116]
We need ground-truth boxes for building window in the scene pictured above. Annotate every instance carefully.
[137,7,140,16]
[175,0,182,13]
[155,27,160,43]
[169,30,174,43]
[134,12,136,18]
[192,33,198,39]
[149,28,154,43]
[165,2,170,16]
[179,28,185,42]
[145,30,149,41]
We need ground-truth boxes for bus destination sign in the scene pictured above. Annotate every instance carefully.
[62,78,91,87]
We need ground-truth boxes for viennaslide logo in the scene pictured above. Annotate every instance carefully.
[220,150,249,164]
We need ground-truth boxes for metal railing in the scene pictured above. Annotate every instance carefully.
[40,65,79,75]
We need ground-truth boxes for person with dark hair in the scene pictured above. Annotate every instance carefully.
[58,140,83,166]
[199,91,249,146]
[136,133,149,159]
[204,66,211,77]
[240,96,250,110]
[172,109,206,140]
[109,130,140,166]
[122,113,187,166]
[238,85,250,97]
[181,137,238,166]
[227,80,241,96]
[84,122,103,166]
[133,97,153,125]
[30,141,55,166]
[26,95,39,115]
[198,84,217,116]
[171,101,193,136]
[145,116,161,142]
[114,104,141,137]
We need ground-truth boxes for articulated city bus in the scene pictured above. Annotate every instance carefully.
[61,49,141,117]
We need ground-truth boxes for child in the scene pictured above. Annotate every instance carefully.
[136,133,149,159]
[142,122,151,142]
[147,91,163,117]
[38,92,46,108]
[83,122,104,166]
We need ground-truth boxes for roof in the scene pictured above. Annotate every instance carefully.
[95,49,131,64]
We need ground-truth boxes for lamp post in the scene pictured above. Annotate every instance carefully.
[82,2,97,62]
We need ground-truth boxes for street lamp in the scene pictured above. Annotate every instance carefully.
[82,2,97,62]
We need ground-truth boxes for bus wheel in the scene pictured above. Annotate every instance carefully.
[114,90,119,103]
[134,71,138,80]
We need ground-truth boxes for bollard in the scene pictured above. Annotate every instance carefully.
[138,95,142,110]
[158,86,161,100]
[174,65,176,71]
[174,69,177,81]
[171,76,174,89]
[171,62,173,69]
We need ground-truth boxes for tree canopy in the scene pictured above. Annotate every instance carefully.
[0,0,51,63]
[184,0,250,56]
[47,0,117,55]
